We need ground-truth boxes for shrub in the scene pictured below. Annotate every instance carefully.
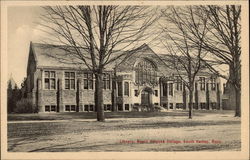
[14,98,38,113]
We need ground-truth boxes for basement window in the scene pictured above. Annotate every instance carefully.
[125,104,129,111]
[45,105,57,112]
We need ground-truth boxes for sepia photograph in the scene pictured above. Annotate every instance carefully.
[1,1,249,160]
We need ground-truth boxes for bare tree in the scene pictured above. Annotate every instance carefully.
[194,5,241,117]
[160,6,208,119]
[40,5,157,121]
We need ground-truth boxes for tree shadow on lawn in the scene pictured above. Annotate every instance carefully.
[8,110,235,121]
[8,118,240,139]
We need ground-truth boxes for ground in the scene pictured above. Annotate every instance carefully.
[7,110,241,152]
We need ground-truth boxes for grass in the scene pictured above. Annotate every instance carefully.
[7,110,241,152]
[8,109,233,121]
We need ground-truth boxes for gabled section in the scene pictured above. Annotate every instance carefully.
[115,43,174,76]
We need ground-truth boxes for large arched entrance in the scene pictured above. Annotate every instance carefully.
[141,87,153,107]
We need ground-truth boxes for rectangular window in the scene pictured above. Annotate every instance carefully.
[118,82,122,96]
[163,83,168,96]
[71,105,76,111]
[200,103,206,109]
[65,72,75,89]
[211,103,217,109]
[154,103,159,106]
[176,103,183,109]
[89,105,94,111]
[83,73,94,90]
[45,79,50,89]
[134,90,138,96]
[163,103,167,109]
[65,105,70,111]
[106,104,111,111]
[211,78,216,90]
[124,82,129,96]
[125,104,129,111]
[169,103,173,109]
[103,73,111,90]
[118,104,123,111]
[169,83,173,96]
[199,77,206,90]
[176,76,182,91]
[51,105,56,112]
[154,90,158,97]
[44,71,56,90]
[65,79,70,90]
[84,105,89,111]
[45,105,50,112]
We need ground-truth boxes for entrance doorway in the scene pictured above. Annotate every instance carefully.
[141,87,153,107]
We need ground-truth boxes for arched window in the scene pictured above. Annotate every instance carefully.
[135,60,157,85]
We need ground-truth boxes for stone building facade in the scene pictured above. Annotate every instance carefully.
[23,42,222,113]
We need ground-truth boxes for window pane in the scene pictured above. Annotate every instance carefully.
[163,83,168,96]
[107,104,111,111]
[71,105,76,111]
[134,90,138,96]
[45,78,50,89]
[89,105,94,111]
[103,73,107,80]
[155,90,158,97]
[65,72,70,78]
[70,79,75,89]
[50,71,55,78]
[124,82,129,96]
[139,71,143,83]
[65,79,70,89]
[45,105,50,112]
[84,80,88,89]
[118,104,123,111]
[135,70,139,83]
[89,80,93,89]
[51,79,55,89]
[84,105,89,111]
[125,104,129,110]
[169,83,173,96]
[84,73,88,79]
[51,105,56,112]
[107,80,110,89]
[65,105,70,111]
[118,82,122,96]
[45,71,50,78]
[103,80,107,89]
[70,72,75,78]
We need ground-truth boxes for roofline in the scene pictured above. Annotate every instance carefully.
[36,66,114,72]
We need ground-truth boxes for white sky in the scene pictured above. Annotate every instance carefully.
[7,6,50,87]
[7,6,228,87]
[7,6,164,87]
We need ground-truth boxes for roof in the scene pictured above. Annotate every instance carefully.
[158,54,213,76]
[29,42,214,76]
[30,42,126,71]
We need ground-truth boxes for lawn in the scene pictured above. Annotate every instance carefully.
[8,109,232,121]
[7,110,241,152]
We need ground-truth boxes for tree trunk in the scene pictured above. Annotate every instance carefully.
[95,73,105,121]
[189,89,194,119]
[234,86,241,117]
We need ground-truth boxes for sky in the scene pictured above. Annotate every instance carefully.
[7,6,164,87]
[7,6,46,87]
[7,6,228,88]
